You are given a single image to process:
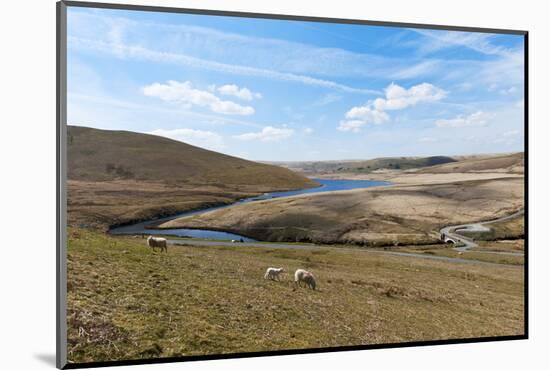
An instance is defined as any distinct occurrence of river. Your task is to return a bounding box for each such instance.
[109,178,390,241]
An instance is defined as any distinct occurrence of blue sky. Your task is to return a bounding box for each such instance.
[67,7,525,161]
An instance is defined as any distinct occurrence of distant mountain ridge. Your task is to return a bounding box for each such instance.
[266,155,458,175]
[266,153,524,176]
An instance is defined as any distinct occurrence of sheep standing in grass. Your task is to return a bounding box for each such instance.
[147,236,167,253]
[264,267,284,281]
[294,269,316,290]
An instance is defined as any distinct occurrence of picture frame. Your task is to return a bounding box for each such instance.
[57,1,528,368]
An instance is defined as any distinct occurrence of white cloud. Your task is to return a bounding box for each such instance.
[435,111,493,128]
[234,126,294,142]
[303,127,314,134]
[142,80,254,116]
[339,82,445,132]
[373,83,447,111]
[338,107,390,132]
[215,84,262,101]
[390,60,441,79]
[148,128,224,150]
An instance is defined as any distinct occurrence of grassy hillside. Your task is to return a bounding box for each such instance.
[269,156,457,175]
[68,126,317,189]
[416,152,524,174]
[67,228,524,364]
[161,177,524,245]
[456,216,525,242]
[67,126,317,229]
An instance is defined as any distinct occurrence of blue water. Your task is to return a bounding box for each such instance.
[109,178,390,241]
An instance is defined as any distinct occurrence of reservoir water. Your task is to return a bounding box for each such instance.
[109,178,390,241]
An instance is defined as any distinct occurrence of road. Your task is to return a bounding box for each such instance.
[166,238,521,267]
[439,209,524,254]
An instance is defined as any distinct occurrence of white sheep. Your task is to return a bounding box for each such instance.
[147,236,168,253]
[264,267,284,281]
[294,269,316,290]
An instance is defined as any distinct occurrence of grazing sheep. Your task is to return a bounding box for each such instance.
[147,236,167,253]
[264,267,284,281]
[294,269,316,290]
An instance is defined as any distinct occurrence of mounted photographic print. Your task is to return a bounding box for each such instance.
[57,1,527,368]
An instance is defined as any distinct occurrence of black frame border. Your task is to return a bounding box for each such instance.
[56,1,529,369]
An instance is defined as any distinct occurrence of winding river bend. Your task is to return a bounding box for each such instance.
[109,178,390,241]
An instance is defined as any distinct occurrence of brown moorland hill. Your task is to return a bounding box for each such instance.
[161,177,524,245]
[67,126,317,229]
[68,125,317,189]
[416,152,524,174]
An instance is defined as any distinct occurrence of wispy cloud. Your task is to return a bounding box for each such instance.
[493,128,522,145]
[69,10,524,90]
[234,126,294,142]
[67,11,448,91]
[390,60,441,79]
[142,80,255,116]
[68,36,380,95]
[411,29,515,57]
[435,111,493,128]
[311,93,342,107]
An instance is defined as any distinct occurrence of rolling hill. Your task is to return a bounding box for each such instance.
[416,152,524,174]
[68,126,317,189]
[67,125,317,229]
[267,155,457,175]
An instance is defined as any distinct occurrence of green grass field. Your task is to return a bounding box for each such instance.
[67,228,524,364]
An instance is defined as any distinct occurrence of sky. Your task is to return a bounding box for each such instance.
[67,7,525,161]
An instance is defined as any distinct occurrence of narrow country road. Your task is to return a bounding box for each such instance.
[439,209,524,255]
[166,238,521,268]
